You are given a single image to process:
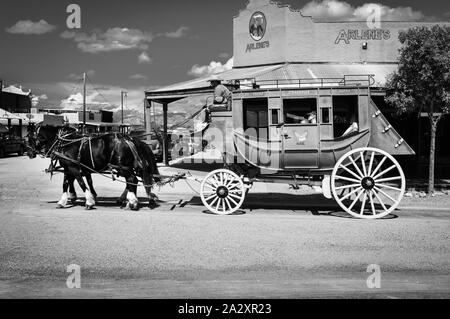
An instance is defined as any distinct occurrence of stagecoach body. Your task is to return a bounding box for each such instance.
[204,85,414,174]
[148,74,414,218]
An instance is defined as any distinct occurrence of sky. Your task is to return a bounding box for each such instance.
[0,0,449,118]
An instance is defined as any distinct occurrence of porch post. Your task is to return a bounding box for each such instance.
[145,99,152,144]
[163,102,169,165]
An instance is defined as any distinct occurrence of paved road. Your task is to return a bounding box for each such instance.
[0,156,449,298]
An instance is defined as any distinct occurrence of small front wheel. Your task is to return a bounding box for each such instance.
[200,169,246,215]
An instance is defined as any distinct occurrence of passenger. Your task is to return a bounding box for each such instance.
[307,111,317,124]
[209,77,231,107]
[342,114,359,137]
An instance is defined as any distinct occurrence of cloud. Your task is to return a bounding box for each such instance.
[67,70,96,80]
[138,51,152,64]
[130,74,148,80]
[60,27,153,54]
[164,26,189,38]
[6,19,56,35]
[31,94,48,107]
[218,52,231,59]
[301,0,425,22]
[188,57,234,78]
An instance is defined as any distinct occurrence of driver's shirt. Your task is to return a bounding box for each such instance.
[214,84,231,101]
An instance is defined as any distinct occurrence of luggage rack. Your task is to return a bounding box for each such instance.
[236,74,376,90]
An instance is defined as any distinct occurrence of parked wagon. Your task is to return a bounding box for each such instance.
[146,74,415,219]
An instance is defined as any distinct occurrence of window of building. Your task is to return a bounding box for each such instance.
[88,112,95,121]
[283,98,317,124]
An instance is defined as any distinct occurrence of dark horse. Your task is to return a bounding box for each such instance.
[28,125,160,210]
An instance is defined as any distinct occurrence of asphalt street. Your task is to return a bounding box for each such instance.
[0,156,449,298]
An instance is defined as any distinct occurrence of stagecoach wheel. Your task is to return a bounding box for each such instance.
[200,169,246,215]
[331,147,406,219]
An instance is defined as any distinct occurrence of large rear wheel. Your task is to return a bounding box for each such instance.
[331,147,406,219]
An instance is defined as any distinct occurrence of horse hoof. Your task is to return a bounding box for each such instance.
[85,205,94,210]
[149,201,160,209]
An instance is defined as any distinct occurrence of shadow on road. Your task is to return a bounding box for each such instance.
[188,193,398,219]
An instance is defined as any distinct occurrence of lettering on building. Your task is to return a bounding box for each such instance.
[335,29,391,44]
[246,41,270,53]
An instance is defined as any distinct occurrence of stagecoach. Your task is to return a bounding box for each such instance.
[147,73,415,219]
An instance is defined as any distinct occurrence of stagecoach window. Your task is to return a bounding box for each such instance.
[243,98,269,139]
[332,96,359,137]
[283,98,317,125]
[271,109,279,125]
[321,108,330,124]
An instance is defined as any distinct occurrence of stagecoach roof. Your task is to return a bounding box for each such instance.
[146,63,397,101]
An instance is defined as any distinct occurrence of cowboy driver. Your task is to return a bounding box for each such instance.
[209,76,231,107]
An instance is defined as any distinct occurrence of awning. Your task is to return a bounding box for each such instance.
[146,63,397,101]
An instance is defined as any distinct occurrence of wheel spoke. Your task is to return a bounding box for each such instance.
[367,151,375,176]
[341,186,363,201]
[205,194,218,202]
[372,189,387,211]
[225,198,232,211]
[360,151,368,177]
[228,193,242,200]
[227,195,239,207]
[335,183,360,191]
[215,198,221,212]
[368,191,376,215]
[226,177,237,188]
[360,191,368,215]
[228,182,241,190]
[375,176,402,183]
[339,164,362,181]
[376,183,402,192]
[373,164,397,180]
[348,189,364,211]
[335,175,361,183]
[370,156,387,178]
[349,156,365,178]
[204,182,216,190]
[374,186,397,203]
[210,196,219,207]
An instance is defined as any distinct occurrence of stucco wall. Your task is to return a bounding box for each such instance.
[233,0,446,67]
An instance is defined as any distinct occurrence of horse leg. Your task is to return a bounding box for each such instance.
[142,170,159,209]
[124,173,139,211]
[85,174,98,200]
[67,174,77,205]
[57,173,71,208]
[69,167,96,210]
[117,188,128,207]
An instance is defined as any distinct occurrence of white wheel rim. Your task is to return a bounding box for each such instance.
[200,169,246,215]
[331,147,406,219]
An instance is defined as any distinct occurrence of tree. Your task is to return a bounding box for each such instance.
[385,25,450,194]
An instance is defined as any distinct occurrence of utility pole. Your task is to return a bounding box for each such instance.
[121,91,127,133]
[0,79,3,110]
[82,72,86,134]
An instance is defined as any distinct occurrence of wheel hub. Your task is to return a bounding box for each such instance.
[361,177,375,190]
[216,186,229,198]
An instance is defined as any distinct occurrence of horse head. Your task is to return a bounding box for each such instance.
[27,125,62,159]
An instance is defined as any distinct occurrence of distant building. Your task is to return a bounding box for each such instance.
[37,108,124,133]
[0,84,32,113]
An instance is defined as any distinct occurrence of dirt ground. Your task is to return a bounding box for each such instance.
[0,156,449,298]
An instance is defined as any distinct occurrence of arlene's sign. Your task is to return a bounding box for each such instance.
[335,29,391,44]
[246,12,270,53]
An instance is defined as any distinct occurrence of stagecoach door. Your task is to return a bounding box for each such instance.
[281,98,319,169]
